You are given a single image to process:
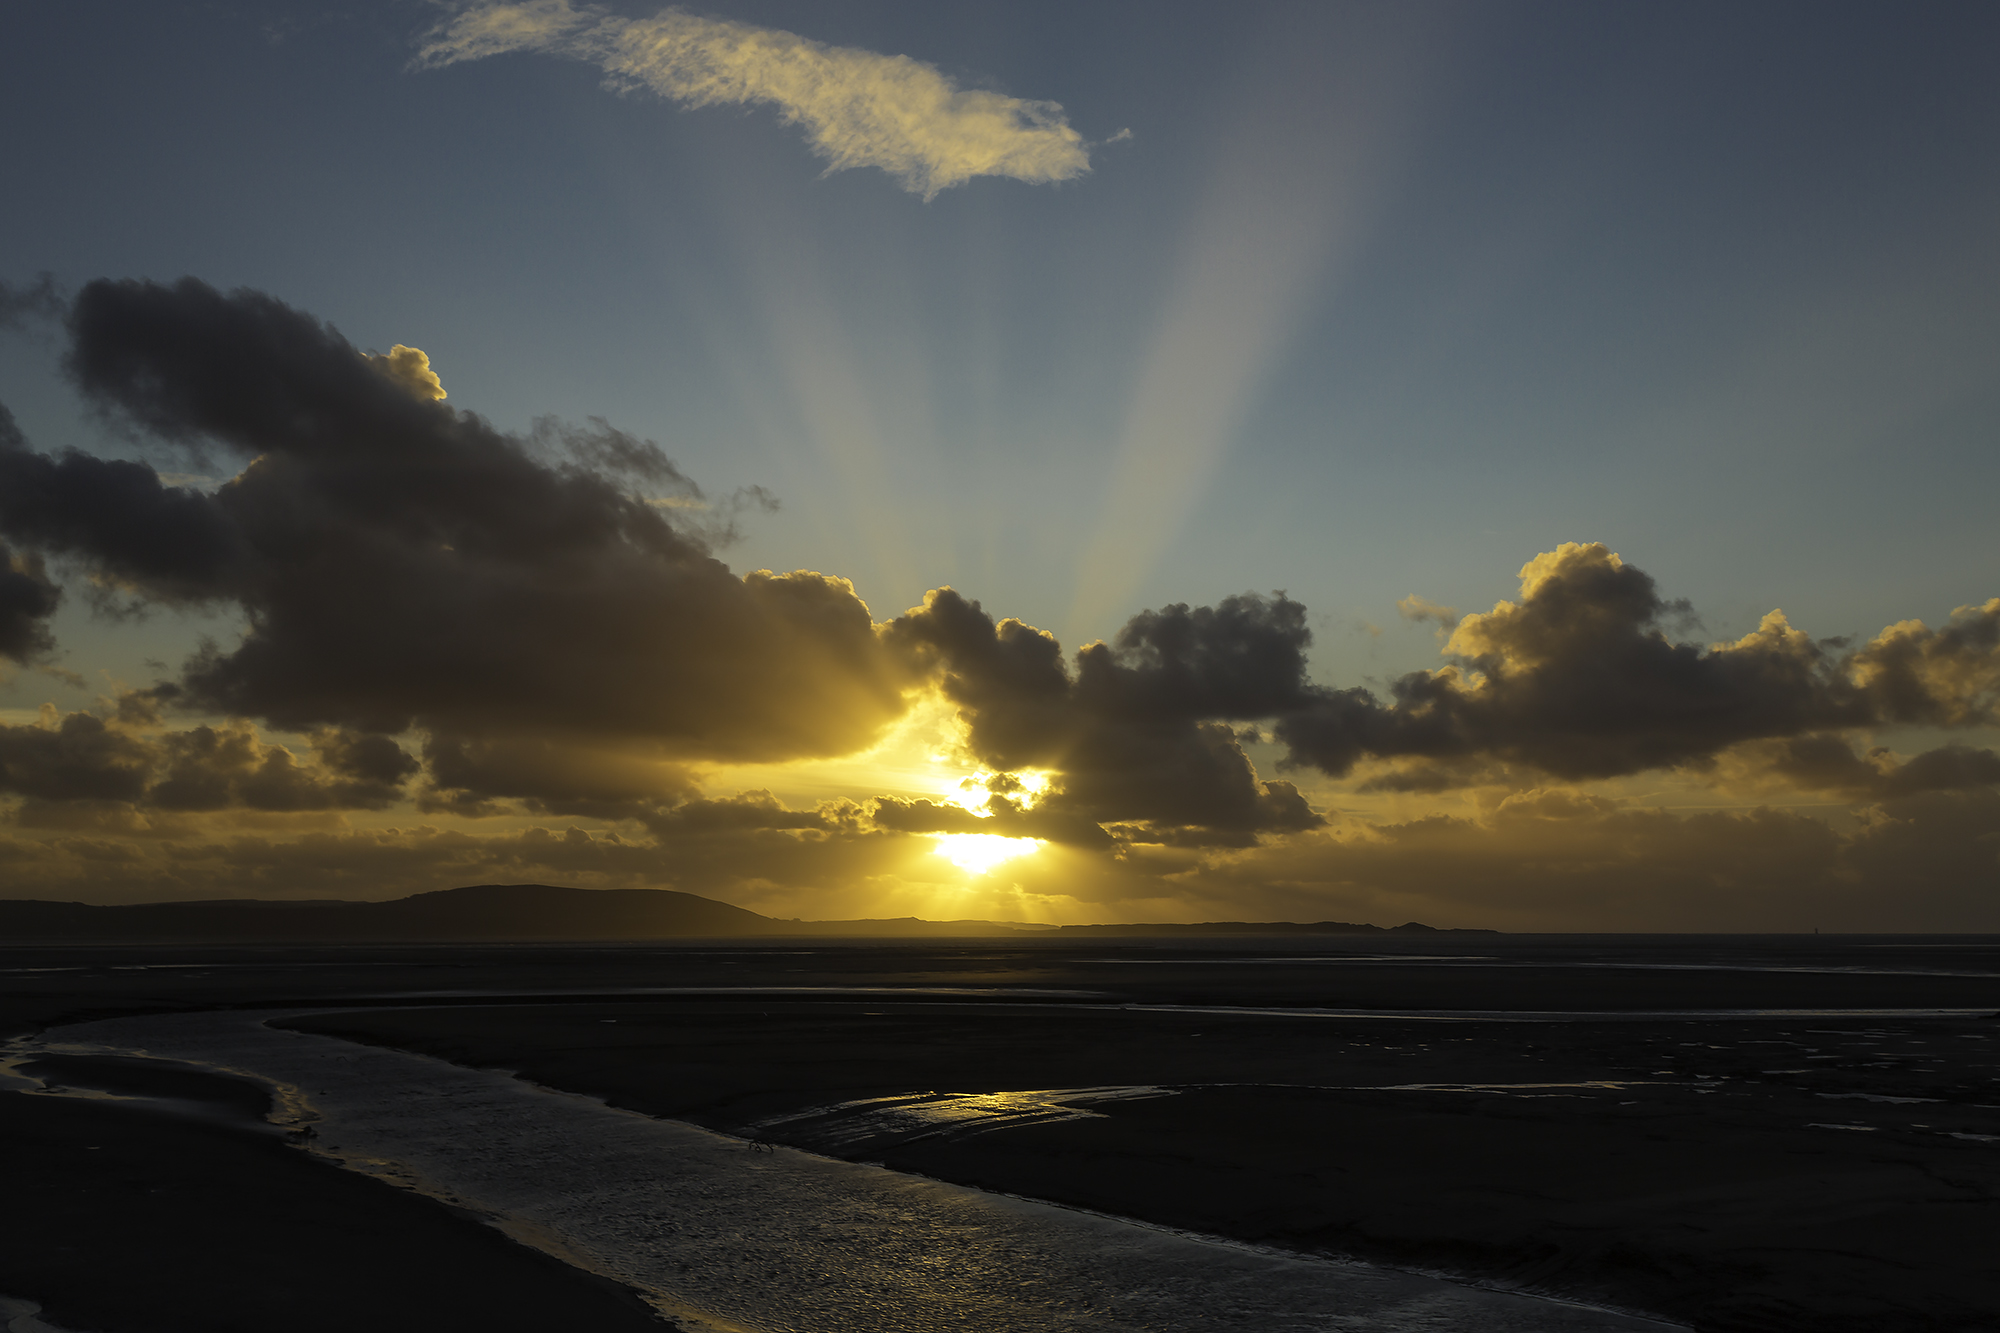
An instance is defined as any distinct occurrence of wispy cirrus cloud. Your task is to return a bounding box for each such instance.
[416,1,1093,199]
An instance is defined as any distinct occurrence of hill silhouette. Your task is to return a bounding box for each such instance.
[0,884,1484,943]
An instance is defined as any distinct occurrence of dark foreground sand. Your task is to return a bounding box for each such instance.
[5,935,1998,1331]
[0,1060,671,1331]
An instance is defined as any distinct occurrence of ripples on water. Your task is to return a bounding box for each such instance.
[19,1012,1684,1333]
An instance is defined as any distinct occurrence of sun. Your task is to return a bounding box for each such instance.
[942,768,1052,814]
[932,833,1043,875]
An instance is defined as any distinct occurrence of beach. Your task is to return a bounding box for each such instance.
[3,935,1996,1330]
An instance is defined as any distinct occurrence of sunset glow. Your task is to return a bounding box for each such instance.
[6,11,1996,1332]
[0,3,1993,932]
[932,833,1045,875]
[941,769,1051,814]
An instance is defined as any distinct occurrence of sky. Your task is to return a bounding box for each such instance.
[0,0,1996,930]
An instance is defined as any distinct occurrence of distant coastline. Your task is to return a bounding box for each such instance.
[0,882,1495,943]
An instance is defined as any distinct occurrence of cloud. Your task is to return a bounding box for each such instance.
[148,723,416,812]
[420,730,701,820]
[888,588,1324,842]
[1276,542,2000,780]
[0,709,153,804]
[0,402,246,606]
[365,344,447,400]
[1396,594,1458,634]
[0,410,66,664]
[0,706,416,811]
[0,278,917,811]
[0,274,64,331]
[416,2,1090,199]
[647,788,844,835]
[881,544,1996,844]
[0,537,61,663]
[870,793,1115,851]
[1724,733,2000,801]
[1847,600,2000,728]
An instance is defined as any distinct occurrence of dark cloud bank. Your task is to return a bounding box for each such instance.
[0,277,907,814]
[0,278,1995,922]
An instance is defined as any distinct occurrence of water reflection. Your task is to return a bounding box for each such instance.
[753,1086,1172,1152]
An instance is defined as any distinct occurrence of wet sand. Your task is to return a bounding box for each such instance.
[4,935,1997,1330]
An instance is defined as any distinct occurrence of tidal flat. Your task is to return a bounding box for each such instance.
[3,935,1996,1331]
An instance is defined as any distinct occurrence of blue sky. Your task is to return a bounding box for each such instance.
[0,1,1996,926]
